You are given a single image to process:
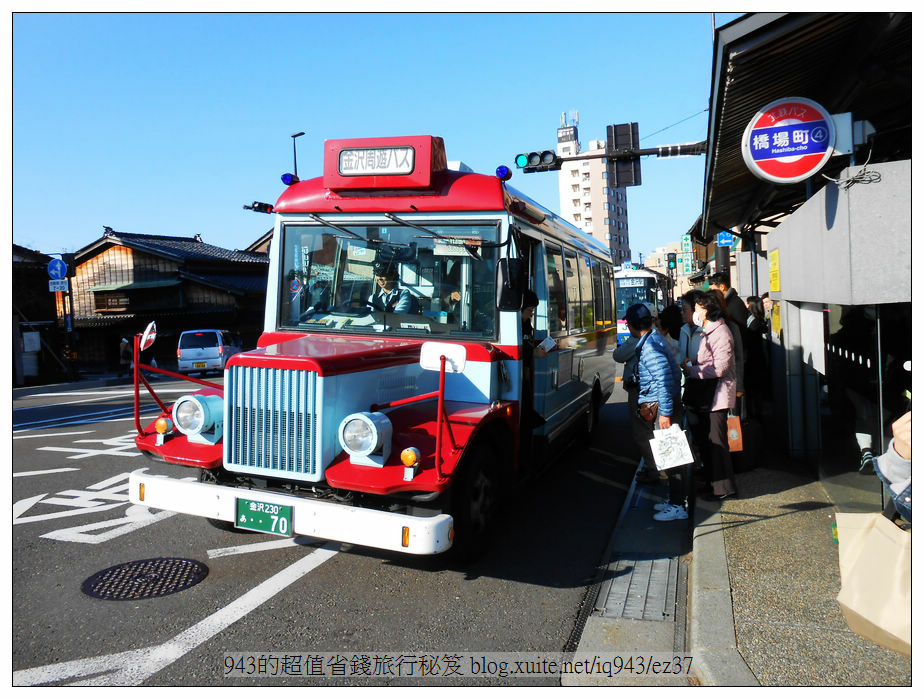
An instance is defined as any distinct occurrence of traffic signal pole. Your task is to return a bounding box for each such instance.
[515,120,707,180]
[555,140,707,166]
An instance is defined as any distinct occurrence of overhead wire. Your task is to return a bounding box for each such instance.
[640,108,708,143]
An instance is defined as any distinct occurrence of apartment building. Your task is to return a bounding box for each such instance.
[556,123,631,264]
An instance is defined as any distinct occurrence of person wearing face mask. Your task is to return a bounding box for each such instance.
[681,290,738,500]
[679,290,704,371]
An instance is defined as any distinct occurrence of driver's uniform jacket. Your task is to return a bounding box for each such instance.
[368,286,416,314]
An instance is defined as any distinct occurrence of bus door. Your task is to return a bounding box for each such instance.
[530,242,575,440]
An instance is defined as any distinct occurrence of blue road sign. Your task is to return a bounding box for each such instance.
[48,258,68,280]
[717,231,734,248]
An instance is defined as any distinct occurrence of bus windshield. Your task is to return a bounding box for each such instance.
[615,276,658,319]
[278,221,500,337]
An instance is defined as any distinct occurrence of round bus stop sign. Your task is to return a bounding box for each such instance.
[741,97,836,184]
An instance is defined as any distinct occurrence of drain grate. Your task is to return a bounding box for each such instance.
[81,558,209,601]
[594,554,679,621]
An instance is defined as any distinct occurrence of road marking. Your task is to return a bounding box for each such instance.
[21,389,193,398]
[14,468,80,478]
[41,504,178,544]
[38,432,142,460]
[15,471,135,524]
[207,536,322,558]
[13,543,341,686]
[15,389,192,410]
[14,430,95,440]
[14,406,161,431]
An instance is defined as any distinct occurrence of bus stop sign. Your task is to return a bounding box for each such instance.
[741,97,835,184]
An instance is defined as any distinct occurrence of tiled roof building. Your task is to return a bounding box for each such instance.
[66,229,269,370]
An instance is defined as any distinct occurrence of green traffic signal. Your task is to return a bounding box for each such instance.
[514,150,562,173]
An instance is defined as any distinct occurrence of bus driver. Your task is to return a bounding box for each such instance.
[367,261,419,314]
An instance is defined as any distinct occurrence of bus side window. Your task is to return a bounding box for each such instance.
[545,244,567,334]
[602,263,614,325]
[578,254,594,330]
[592,260,604,326]
[563,249,580,334]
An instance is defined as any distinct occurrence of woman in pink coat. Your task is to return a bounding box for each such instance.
[681,290,737,499]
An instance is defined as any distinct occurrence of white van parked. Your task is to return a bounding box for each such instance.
[176,329,241,375]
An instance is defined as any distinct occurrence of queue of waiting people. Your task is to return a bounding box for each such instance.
[613,272,772,521]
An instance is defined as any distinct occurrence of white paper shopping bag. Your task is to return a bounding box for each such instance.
[649,423,695,470]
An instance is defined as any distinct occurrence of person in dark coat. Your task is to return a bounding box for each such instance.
[709,271,749,358]
[743,295,769,420]
[118,338,131,378]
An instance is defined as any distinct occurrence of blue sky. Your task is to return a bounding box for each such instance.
[13,12,742,261]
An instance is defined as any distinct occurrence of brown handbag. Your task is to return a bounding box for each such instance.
[638,401,659,424]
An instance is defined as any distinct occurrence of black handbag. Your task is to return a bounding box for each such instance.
[682,377,718,411]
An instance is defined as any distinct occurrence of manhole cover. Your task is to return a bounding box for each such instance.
[81,558,209,601]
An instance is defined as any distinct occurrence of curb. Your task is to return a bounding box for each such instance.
[689,497,759,686]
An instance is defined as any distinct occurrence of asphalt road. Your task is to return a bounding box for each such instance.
[13,378,638,686]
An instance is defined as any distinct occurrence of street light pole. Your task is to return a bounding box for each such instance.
[291,131,305,178]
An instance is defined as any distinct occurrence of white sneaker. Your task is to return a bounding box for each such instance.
[653,504,688,521]
[653,499,670,511]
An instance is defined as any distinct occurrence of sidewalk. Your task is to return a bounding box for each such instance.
[568,454,912,686]
[690,465,911,685]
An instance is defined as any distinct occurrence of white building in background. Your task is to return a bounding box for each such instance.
[555,116,631,265]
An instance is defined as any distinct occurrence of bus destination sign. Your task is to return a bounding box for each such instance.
[323,135,447,190]
[741,97,836,185]
[339,146,415,177]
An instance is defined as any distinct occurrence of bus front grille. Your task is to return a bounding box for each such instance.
[224,365,320,480]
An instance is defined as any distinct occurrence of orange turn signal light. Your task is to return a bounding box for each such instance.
[401,526,410,548]
[400,447,420,467]
[139,483,145,502]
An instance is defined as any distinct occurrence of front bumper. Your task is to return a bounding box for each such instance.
[128,470,454,555]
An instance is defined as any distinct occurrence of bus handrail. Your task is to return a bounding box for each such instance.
[132,333,223,437]
[369,354,460,478]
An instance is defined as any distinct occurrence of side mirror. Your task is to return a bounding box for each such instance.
[419,341,467,373]
[140,321,157,351]
[496,258,526,311]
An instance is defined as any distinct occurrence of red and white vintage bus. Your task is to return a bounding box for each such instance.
[129,135,617,558]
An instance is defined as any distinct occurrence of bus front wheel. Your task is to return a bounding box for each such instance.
[451,441,502,562]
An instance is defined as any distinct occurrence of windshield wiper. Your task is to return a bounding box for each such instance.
[305,213,364,240]
[384,212,482,261]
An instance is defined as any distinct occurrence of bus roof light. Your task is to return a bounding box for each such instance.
[495,165,512,181]
[281,173,300,186]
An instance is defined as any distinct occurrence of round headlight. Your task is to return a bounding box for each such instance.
[174,398,204,433]
[342,418,376,453]
[338,412,392,466]
[172,393,223,437]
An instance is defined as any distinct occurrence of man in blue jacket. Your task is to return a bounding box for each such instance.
[625,303,684,521]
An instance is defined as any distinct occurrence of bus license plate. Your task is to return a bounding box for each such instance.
[193,362,207,369]
[235,498,293,536]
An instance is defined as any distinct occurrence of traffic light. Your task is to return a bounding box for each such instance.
[514,150,563,173]
[606,123,642,187]
[667,252,677,270]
